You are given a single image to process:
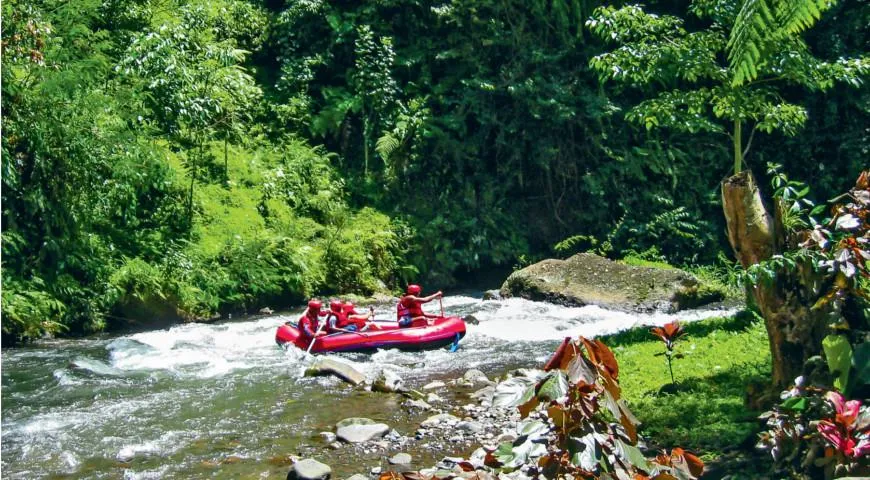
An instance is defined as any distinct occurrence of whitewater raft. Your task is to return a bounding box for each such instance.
[275,316,466,353]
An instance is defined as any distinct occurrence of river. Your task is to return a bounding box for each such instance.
[1,294,735,479]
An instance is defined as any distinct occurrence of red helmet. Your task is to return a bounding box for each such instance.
[330,300,343,312]
[343,301,355,312]
[407,284,422,295]
[307,299,322,310]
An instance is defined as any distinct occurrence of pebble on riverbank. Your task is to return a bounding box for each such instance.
[290,367,531,480]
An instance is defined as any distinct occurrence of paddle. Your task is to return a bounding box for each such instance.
[305,318,327,355]
[439,295,444,317]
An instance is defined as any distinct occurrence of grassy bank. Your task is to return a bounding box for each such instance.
[602,313,771,464]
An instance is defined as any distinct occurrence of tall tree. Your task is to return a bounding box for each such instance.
[587,0,868,388]
[119,5,261,225]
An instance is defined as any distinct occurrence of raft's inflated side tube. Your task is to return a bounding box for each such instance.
[275,316,466,353]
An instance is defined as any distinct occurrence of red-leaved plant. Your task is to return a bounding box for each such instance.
[817,391,870,462]
[757,378,869,479]
[651,321,686,387]
[494,336,704,479]
[377,336,703,480]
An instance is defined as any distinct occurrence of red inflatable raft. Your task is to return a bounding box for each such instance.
[275,316,466,353]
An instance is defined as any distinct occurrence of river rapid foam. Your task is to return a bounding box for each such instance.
[1,294,736,479]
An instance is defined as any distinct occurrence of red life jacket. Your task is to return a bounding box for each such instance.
[327,311,350,331]
[297,312,321,337]
[396,296,423,319]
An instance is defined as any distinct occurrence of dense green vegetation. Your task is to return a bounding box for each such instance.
[3,0,867,343]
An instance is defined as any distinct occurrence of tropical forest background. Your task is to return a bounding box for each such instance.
[2,0,868,343]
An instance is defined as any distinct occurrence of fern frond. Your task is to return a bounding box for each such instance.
[728,0,837,86]
[776,0,832,36]
[375,132,400,161]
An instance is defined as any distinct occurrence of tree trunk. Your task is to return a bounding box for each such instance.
[721,170,830,389]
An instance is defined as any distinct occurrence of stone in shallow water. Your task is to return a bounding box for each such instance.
[346,475,368,480]
[463,369,493,386]
[426,393,444,404]
[287,458,331,480]
[304,358,365,385]
[336,418,390,443]
[457,421,483,433]
[372,369,405,393]
[422,380,446,390]
[388,452,412,465]
[421,413,459,427]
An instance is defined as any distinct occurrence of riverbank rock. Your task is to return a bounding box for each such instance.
[304,358,365,385]
[421,413,460,427]
[482,290,502,301]
[287,458,331,480]
[336,418,390,443]
[499,253,724,312]
[388,453,413,465]
[372,369,405,393]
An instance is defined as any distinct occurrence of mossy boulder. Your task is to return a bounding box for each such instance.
[499,253,724,312]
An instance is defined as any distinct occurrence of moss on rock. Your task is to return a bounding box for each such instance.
[499,253,725,312]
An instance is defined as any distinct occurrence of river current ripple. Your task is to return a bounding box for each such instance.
[1,294,735,479]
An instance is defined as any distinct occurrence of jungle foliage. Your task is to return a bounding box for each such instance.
[2,0,868,342]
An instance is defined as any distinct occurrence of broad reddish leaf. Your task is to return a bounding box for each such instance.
[581,337,619,379]
[683,451,704,478]
[456,461,475,472]
[566,352,597,385]
[544,337,571,371]
[560,341,581,371]
[518,396,540,419]
[547,405,568,428]
[483,451,501,468]
[666,448,704,479]
[619,402,639,444]
[400,473,427,480]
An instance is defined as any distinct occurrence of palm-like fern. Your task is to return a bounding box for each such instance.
[728,0,836,86]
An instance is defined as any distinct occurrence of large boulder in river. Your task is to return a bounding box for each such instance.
[499,253,724,312]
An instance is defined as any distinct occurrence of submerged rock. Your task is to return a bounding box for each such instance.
[372,369,405,393]
[499,252,724,312]
[462,369,493,386]
[422,381,446,390]
[288,458,331,480]
[304,358,365,385]
[335,418,390,443]
[482,290,502,301]
[404,399,433,411]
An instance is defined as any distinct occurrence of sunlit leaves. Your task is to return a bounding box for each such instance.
[728,0,837,86]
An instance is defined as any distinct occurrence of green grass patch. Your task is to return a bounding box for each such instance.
[602,313,770,460]
[618,255,677,270]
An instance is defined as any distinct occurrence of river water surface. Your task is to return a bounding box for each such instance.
[1,294,735,479]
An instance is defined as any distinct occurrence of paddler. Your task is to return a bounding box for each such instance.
[297,299,327,338]
[343,301,378,331]
[396,284,442,327]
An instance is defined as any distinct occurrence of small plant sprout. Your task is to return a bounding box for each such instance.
[651,321,687,387]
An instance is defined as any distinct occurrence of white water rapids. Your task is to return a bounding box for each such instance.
[1,294,736,479]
